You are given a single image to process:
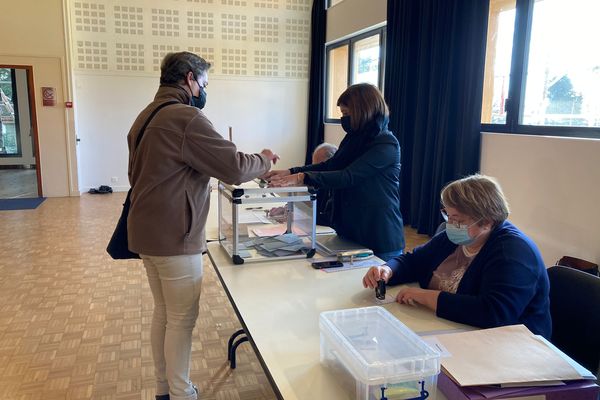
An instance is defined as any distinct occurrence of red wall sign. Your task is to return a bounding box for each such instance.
[42,87,56,107]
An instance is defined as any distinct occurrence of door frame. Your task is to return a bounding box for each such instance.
[0,64,43,196]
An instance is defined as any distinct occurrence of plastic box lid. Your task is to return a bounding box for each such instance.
[320,306,440,384]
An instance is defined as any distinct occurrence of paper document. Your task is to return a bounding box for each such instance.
[252,224,307,237]
[315,225,335,235]
[534,335,596,380]
[374,294,397,305]
[437,324,583,387]
[237,210,271,224]
[240,234,308,258]
[316,256,384,273]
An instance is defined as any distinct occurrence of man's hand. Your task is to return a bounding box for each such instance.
[260,149,280,164]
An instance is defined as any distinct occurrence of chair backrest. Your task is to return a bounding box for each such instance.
[547,265,600,377]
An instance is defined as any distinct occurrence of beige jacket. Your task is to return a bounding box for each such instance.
[127,85,270,256]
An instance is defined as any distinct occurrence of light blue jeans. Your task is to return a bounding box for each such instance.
[142,254,203,400]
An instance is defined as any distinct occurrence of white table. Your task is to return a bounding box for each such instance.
[206,242,470,400]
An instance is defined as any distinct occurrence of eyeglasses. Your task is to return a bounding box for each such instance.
[440,208,479,229]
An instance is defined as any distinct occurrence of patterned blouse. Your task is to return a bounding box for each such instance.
[428,245,479,293]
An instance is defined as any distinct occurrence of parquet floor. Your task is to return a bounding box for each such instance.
[0,193,429,400]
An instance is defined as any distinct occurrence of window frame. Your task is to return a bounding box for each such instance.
[482,0,600,138]
[0,68,23,158]
[326,0,344,9]
[324,26,386,124]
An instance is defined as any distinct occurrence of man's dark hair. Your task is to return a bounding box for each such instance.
[160,52,211,85]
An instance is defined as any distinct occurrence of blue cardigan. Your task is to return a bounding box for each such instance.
[387,221,552,338]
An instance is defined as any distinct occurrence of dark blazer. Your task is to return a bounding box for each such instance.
[291,116,405,254]
[387,221,552,338]
[315,187,333,226]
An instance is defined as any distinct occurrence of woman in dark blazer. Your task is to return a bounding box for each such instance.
[266,83,405,260]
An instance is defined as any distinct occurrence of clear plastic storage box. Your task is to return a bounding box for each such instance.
[218,180,317,264]
[320,306,440,400]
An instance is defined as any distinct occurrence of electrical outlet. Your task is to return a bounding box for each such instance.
[111,177,118,183]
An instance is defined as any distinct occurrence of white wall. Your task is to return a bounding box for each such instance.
[75,75,308,191]
[324,122,345,147]
[67,0,311,191]
[0,0,78,196]
[481,132,600,266]
[0,69,35,166]
[0,56,72,197]
[326,0,386,43]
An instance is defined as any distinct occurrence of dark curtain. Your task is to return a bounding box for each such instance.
[384,0,489,236]
[305,0,327,165]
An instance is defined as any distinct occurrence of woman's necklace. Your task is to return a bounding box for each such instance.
[462,244,480,258]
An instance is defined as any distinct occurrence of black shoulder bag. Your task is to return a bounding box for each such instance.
[106,101,178,259]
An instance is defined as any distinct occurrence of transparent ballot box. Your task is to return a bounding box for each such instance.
[320,306,440,400]
[217,180,317,264]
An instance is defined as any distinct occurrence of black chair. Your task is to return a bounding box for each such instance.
[547,265,600,378]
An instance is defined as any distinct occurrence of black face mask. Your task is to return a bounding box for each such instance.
[191,87,207,110]
[340,115,353,133]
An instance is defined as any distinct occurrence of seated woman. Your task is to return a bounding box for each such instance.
[266,83,405,261]
[362,175,551,338]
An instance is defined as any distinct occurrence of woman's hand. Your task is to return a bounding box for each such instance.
[269,173,304,187]
[262,169,291,180]
[362,265,393,289]
[396,287,441,311]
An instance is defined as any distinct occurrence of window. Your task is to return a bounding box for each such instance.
[325,27,385,121]
[481,0,600,137]
[326,44,348,120]
[0,68,21,156]
[352,34,380,87]
[481,0,516,125]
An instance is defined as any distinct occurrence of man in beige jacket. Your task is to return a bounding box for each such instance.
[127,52,278,400]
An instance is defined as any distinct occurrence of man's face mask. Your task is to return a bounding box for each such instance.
[191,86,206,110]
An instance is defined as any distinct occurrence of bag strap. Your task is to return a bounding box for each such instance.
[134,100,179,151]
[129,100,179,193]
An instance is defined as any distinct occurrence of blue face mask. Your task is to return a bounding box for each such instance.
[445,223,475,245]
[340,115,353,133]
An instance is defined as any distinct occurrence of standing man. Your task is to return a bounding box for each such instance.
[127,52,279,400]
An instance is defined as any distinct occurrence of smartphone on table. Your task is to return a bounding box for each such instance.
[311,260,344,269]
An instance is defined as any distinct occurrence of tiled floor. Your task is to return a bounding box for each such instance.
[0,193,429,399]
